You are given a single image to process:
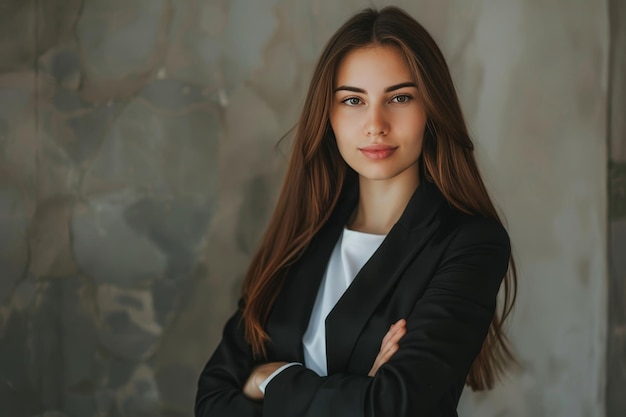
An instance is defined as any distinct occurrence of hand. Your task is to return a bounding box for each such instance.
[368,319,406,377]
[243,362,288,400]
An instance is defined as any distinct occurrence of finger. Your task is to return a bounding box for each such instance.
[374,341,395,367]
[381,338,400,358]
[381,322,400,346]
[381,328,394,347]
[376,342,399,368]
[381,320,406,347]
[382,326,406,351]
[369,355,385,376]
[369,343,398,376]
[395,318,406,327]
[378,330,405,365]
[389,323,406,341]
[371,321,406,376]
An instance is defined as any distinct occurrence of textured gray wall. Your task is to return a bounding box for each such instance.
[0,1,613,416]
[608,0,626,415]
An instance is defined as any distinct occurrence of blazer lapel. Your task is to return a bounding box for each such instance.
[325,180,444,374]
[266,181,358,362]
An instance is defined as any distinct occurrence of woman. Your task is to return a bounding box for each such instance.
[196,6,517,417]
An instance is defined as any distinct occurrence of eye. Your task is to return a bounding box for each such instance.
[342,97,363,106]
[391,94,412,104]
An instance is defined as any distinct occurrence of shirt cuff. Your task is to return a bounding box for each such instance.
[258,362,302,394]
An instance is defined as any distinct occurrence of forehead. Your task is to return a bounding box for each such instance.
[334,45,414,88]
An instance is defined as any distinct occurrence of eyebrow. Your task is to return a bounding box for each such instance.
[334,82,417,94]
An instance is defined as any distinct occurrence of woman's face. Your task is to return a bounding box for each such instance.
[330,45,427,184]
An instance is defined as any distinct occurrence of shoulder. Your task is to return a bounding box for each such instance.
[434,205,511,270]
[436,203,509,244]
[452,211,508,248]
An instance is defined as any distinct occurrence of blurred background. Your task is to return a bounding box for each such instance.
[0,0,624,416]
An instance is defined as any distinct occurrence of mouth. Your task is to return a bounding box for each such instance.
[358,145,398,160]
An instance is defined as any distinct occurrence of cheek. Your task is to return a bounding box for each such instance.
[330,124,355,162]
[330,111,355,133]
[402,117,427,143]
[330,113,356,146]
[334,135,353,159]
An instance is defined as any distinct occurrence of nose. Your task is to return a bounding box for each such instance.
[364,104,389,137]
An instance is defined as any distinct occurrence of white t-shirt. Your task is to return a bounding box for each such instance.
[303,227,387,375]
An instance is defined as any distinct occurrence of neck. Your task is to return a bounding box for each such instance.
[348,170,420,235]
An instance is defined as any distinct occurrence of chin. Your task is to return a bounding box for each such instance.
[352,163,419,183]
[355,170,402,182]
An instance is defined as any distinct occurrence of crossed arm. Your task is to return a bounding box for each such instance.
[242,319,407,400]
[195,219,510,417]
[195,309,408,417]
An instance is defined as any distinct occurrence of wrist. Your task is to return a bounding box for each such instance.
[257,362,300,394]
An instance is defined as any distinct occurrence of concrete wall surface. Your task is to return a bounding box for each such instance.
[0,1,615,416]
[607,0,626,415]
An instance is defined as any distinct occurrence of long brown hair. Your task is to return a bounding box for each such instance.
[241,6,517,391]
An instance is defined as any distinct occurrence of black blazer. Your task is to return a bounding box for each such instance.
[195,180,511,417]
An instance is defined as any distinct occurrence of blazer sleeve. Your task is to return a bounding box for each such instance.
[262,217,511,417]
[195,300,263,417]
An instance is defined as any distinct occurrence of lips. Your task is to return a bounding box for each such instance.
[359,144,398,160]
